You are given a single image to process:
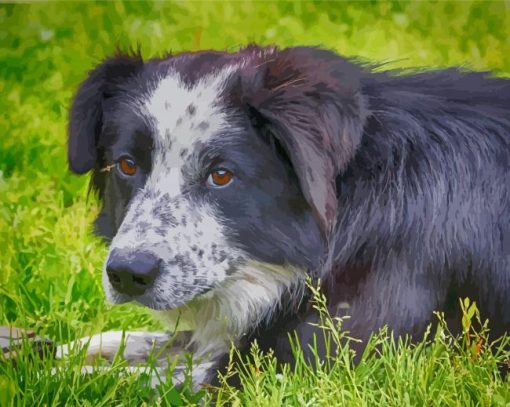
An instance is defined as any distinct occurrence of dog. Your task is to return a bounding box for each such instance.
[63,45,510,387]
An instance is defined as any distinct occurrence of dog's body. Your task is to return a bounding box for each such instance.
[65,45,510,386]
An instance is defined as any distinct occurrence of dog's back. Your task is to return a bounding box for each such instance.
[335,68,510,334]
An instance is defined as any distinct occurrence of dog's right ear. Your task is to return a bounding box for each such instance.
[68,54,143,174]
[238,46,368,238]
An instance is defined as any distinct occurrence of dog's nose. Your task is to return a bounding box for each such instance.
[106,250,160,296]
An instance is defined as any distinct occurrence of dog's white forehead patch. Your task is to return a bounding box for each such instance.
[104,65,246,308]
[142,65,238,198]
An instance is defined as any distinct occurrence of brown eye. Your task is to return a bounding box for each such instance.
[207,169,233,188]
[118,157,137,176]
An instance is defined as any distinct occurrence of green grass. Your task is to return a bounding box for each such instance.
[0,1,509,405]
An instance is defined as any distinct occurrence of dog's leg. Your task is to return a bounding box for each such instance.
[54,331,190,365]
[50,362,216,390]
[54,331,216,388]
[283,254,449,364]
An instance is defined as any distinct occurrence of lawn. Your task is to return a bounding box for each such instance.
[0,1,509,405]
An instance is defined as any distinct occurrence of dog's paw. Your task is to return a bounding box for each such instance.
[1,326,55,364]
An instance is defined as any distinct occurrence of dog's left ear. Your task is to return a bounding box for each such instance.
[68,53,143,174]
[241,46,368,237]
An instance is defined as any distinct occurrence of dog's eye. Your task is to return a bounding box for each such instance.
[118,157,137,176]
[207,169,233,188]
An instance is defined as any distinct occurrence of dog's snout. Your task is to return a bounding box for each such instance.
[106,250,160,296]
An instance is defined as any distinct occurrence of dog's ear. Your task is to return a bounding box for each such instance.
[68,53,143,174]
[242,46,368,237]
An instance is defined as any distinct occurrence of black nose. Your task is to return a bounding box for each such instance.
[106,250,161,296]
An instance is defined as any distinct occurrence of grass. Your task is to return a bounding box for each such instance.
[0,1,509,405]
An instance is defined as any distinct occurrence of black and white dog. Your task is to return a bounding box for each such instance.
[64,45,510,386]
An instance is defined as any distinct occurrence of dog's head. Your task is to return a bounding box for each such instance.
[68,46,367,311]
